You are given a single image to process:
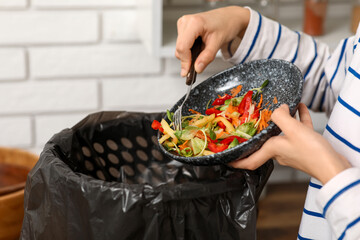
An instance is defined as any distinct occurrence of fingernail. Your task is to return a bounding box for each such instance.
[196,62,205,73]
[181,68,187,77]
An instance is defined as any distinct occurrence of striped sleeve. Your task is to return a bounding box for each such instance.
[223,7,355,117]
[297,178,335,240]
[299,26,360,239]
[317,168,360,240]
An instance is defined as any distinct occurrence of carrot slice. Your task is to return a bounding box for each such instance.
[257,109,272,132]
[195,131,205,140]
[189,109,201,115]
[257,94,263,108]
[226,104,238,114]
[273,96,278,104]
[230,84,242,97]
[178,140,189,150]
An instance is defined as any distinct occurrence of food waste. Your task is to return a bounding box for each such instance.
[152,80,276,157]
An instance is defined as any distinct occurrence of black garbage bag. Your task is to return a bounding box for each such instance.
[20,111,273,240]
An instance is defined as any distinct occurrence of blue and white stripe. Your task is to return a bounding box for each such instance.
[240,11,262,64]
[291,31,301,64]
[267,23,281,59]
[329,38,348,88]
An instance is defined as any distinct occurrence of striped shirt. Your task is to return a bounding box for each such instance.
[223,8,360,239]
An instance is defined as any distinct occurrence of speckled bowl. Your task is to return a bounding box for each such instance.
[158,59,303,166]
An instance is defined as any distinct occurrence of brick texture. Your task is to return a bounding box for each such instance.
[0,0,27,8]
[102,76,188,112]
[0,12,98,45]
[30,45,161,78]
[103,10,138,42]
[35,113,88,146]
[0,117,32,147]
[0,80,98,114]
[0,49,26,80]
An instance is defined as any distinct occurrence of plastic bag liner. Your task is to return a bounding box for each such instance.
[21,111,273,240]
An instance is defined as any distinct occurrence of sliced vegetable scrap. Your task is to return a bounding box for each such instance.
[152,80,274,157]
[230,84,242,97]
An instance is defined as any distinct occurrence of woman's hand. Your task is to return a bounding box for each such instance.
[229,103,351,184]
[175,6,250,77]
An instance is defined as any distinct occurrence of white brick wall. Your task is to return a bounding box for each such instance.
[0,12,98,45]
[103,10,138,42]
[0,0,27,8]
[102,76,189,112]
[0,80,98,113]
[0,1,166,158]
[30,45,160,78]
[35,113,88,146]
[0,117,32,147]
[0,49,26,80]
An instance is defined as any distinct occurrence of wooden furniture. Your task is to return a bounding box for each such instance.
[0,147,38,240]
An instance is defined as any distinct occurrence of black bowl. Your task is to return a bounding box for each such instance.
[158,59,303,166]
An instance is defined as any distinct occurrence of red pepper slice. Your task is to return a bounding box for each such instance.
[239,112,249,124]
[205,107,222,115]
[217,121,226,130]
[207,142,228,153]
[211,94,232,106]
[151,120,164,133]
[151,120,161,130]
[238,91,253,115]
[251,107,260,120]
[220,136,247,145]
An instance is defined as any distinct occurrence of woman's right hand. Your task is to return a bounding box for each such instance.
[175,6,250,77]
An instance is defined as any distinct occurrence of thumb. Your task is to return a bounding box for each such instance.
[270,104,298,136]
[297,103,314,129]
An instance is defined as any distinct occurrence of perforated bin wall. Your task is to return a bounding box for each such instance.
[21,111,273,240]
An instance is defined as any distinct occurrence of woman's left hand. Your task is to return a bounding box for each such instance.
[229,103,350,184]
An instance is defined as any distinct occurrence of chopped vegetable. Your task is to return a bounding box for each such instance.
[227,138,239,149]
[191,137,206,155]
[166,110,174,122]
[161,119,178,144]
[230,85,242,97]
[205,107,222,116]
[189,109,201,115]
[151,80,273,157]
[151,120,164,133]
[220,136,247,145]
[212,94,232,106]
[273,96,278,104]
[207,142,228,153]
[193,114,215,128]
[257,94,263,108]
[238,91,250,114]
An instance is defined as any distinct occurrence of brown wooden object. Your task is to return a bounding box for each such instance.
[0,147,38,240]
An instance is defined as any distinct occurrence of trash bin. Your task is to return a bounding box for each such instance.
[20,111,273,240]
